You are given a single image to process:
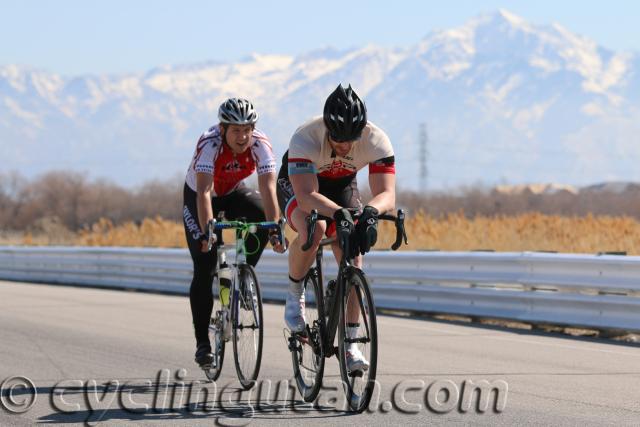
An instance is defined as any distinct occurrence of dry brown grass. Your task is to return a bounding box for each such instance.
[375,211,640,254]
[74,217,185,247]
[3,212,640,254]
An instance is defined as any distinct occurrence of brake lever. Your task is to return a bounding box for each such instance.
[277,218,288,252]
[391,209,407,250]
[398,209,408,245]
[207,219,217,252]
[301,210,318,251]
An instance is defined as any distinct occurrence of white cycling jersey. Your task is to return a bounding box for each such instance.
[287,116,395,179]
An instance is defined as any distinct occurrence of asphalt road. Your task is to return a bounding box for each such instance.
[1,280,639,426]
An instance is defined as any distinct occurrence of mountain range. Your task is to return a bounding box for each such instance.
[2,9,640,190]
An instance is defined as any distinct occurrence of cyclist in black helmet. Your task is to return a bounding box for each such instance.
[183,97,286,367]
[276,84,396,371]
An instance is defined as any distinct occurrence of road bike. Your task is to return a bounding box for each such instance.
[202,215,286,390]
[286,208,407,412]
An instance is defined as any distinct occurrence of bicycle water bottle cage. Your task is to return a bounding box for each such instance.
[218,254,232,306]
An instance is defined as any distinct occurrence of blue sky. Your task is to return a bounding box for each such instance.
[1,0,639,75]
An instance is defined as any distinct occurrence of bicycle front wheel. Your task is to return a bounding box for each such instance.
[338,268,378,413]
[232,264,264,390]
[204,275,226,382]
[290,272,325,402]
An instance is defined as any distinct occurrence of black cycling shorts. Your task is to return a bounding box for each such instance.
[276,151,362,234]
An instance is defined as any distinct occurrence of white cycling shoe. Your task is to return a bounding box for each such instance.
[346,347,369,372]
[284,293,306,333]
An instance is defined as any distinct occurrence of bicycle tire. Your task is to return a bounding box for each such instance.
[204,275,226,382]
[338,268,378,413]
[232,264,264,390]
[291,272,325,402]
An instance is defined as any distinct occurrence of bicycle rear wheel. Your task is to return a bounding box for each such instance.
[290,272,325,402]
[338,268,378,413]
[232,264,264,390]
[204,275,226,382]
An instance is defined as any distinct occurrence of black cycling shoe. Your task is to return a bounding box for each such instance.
[194,343,214,367]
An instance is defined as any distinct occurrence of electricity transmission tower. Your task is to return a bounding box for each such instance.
[419,122,428,193]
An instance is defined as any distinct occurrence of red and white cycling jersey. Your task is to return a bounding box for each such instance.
[185,125,276,196]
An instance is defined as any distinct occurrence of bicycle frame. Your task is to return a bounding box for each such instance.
[219,228,246,313]
[287,208,407,408]
[212,217,285,327]
[304,239,343,358]
[304,209,407,358]
[203,215,285,387]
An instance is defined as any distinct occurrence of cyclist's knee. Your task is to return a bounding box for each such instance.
[289,208,306,233]
[353,254,363,267]
[192,267,213,284]
[311,221,326,245]
[192,255,216,281]
[290,208,326,245]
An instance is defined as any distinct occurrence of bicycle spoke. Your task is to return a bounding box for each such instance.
[289,273,325,402]
[233,265,263,390]
[204,284,225,381]
[354,284,371,342]
[338,268,378,413]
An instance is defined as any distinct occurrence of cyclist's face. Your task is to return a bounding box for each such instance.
[328,137,355,157]
[223,124,254,153]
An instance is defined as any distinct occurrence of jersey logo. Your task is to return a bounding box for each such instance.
[224,160,245,172]
[288,159,317,175]
[317,159,357,179]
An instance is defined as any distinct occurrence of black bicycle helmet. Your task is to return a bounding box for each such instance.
[218,98,258,125]
[323,84,367,142]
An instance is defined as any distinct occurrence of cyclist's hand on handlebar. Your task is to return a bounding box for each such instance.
[333,208,355,234]
[355,205,379,255]
[333,208,356,256]
[269,229,288,253]
[200,219,216,253]
[200,233,212,253]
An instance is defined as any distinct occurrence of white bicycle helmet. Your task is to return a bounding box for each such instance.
[218,98,259,125]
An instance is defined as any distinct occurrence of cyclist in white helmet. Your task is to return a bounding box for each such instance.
[183,97,286,367]
[276,84,396,371]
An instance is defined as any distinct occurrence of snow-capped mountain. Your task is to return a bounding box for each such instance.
[2,9,640,190]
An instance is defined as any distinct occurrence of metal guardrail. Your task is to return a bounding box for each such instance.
[1,246,640,332]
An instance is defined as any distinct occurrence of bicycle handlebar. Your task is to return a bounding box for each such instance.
[206,218,287,252]
[301,208,408,252]
[380,210,408,250]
